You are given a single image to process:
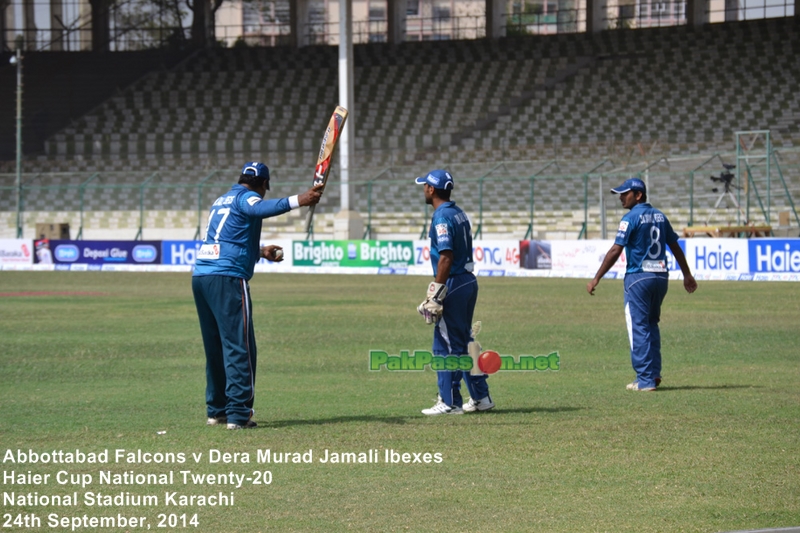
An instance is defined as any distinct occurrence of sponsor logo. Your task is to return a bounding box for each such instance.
[751,242,800,272]
[435,224,448,236]
[738,273,754,281]
[314,161,328,184]
[83,247,128,261]
[317,127,331,161]
[132,245,158,263]
[246,196,260,206]
[54,245,80,262]
[619,221,629,232]
[165,242,201,265]
[694,245,740,271]
[642,259,667,272]
[293,241,413,267]
[427,174,440,185]
[197,244,220,260]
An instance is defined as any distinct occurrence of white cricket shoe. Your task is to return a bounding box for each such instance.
[626,381,656,391]
[421,401,464,416]
[463,396,495,412]
[206,416,227,426]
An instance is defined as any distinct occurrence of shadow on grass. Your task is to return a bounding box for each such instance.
[489,407,584,415]
[257,407,584,428]
[258,415,413,428]
[658,385,761,391]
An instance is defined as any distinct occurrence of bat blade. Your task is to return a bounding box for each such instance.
[306,105,348,238]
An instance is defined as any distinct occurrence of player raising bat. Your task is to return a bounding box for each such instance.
[192,162,322,430]
[416,169,495,415]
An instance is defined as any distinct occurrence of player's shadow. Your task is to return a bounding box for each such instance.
[259,415,413,428]
[257,407,583,428]
[657,385,760,391]
[492,407,584,414]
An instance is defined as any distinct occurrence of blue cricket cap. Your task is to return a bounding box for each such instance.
[414,169,454,190]
[241,161,270,189]
[241,161,270,180]
[610,178,646,194]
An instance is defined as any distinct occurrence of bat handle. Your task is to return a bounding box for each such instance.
[305,205,317,240]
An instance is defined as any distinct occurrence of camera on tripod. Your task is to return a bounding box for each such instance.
[710,164,737,193]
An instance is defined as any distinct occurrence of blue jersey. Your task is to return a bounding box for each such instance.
[428,201,474,277]
[193,184,291,280]
[615,203,679,274]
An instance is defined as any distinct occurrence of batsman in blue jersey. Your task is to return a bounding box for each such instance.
[192,162,322,429]
[588,178,697,391]
[415,170,494,415]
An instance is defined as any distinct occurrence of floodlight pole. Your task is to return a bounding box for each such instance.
[13,39,24,238]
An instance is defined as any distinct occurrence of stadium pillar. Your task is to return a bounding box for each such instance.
[291,0,310,47]
[1,1,10,52]
[387,0,406,44]
[50,0,63,50]
[13,38,23,238]
[724,0,738,20]
[485,0,505,39]
[335,0,363,239]
[686,0,709,26]
[23,0,36,49]
[585,0,608,33]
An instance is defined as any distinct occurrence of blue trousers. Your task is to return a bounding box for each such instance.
[623,272,669,389]
[192,275,257,425]
[432,273,490,407]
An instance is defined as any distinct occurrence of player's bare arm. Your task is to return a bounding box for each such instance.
[435,250,454,284]
[298,183,324,207]
[668,241,698,293]
[587,244,624,295]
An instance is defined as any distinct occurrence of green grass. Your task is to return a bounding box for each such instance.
[1,272,799,532]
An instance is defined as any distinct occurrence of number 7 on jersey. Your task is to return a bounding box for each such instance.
[305,105,349,238]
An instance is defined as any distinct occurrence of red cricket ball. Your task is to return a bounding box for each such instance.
[478,350,502,374]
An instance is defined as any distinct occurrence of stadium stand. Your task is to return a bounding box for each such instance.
[1,17,798,239]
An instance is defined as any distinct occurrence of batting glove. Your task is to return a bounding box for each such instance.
[418,282,447,325]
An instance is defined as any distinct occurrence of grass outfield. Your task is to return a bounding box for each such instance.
[1,272,799,533]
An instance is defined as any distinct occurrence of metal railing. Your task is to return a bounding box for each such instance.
[4,152,797,240]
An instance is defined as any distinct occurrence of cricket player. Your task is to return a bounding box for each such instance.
[416,170,494,415]
[192,162,322,429]
[587,178,697,391]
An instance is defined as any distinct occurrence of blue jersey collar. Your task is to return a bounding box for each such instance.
[433,201,456,213]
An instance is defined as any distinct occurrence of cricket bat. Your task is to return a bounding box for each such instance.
[305,105,348,238]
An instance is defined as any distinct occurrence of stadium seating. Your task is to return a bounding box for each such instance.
[1,17,798,239]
